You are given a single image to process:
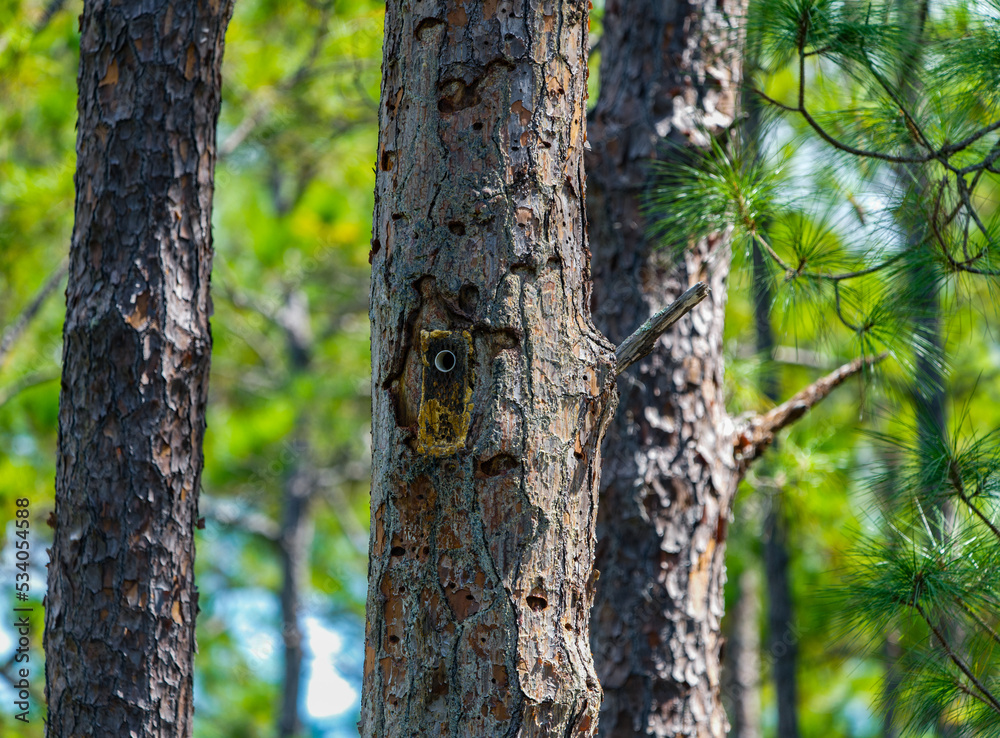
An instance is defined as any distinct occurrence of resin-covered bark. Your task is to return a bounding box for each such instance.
[45,1,233,735]
[586,1,745,736]
[362,0,616,734]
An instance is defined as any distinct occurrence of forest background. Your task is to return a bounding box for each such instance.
[1,0,998,737]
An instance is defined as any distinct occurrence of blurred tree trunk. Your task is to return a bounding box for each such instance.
[754,272,802,738]
[586,1,747,736]
[277,290,317,738]
[893,3,952,737]
[360,0,617,734]
[893,1,942,507]
[764,500,800,738]
[745,60,802,736]
[723,569,762,738]
[278,442,314,738]
[44,1,233,736]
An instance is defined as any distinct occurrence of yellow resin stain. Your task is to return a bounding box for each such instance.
[416,330,473,457]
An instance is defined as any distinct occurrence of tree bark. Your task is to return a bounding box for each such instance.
[586,1,746,736]
[361,0,617,735]
[44,1,233,735]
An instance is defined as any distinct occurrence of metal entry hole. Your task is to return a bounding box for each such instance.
[434,350,456,373]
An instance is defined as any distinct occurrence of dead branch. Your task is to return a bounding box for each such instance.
[614,282,710,375]
[0,261,67,370]
[734,352,887,474]
[0,371,59,411]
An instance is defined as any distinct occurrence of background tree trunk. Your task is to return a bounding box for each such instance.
[893,4,953,736]
[763,502,801,738]
[722,569,762,738]
[277,291,317,738]
[44,1,233,735]
[754,269,803,738]
[586,1,746,736]
[361,0,616,734]
[746,70,802,737]
[278,443,314,738]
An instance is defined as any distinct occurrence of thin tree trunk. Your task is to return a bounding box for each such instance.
[895,0,946,536]
[587,2,746,736]
[278,447,314,738]
[883,627,902,738]
[894,2,940,439]
[764,503,800,738]
[724,569,762,738]
[45,1,233,736]
[752,207,800,738]
[278,291,317,738]
[361,0,617,734]
[894,4,953,736]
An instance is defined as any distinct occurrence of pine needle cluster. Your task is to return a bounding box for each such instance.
[648,0,1000,366]
[847,420,1000,735]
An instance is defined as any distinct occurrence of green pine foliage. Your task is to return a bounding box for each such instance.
[650,0,1000,316]
[845,421,1000,735]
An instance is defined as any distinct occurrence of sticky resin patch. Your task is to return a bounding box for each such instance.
[415,330,473,457]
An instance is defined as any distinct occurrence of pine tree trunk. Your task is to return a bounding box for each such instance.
[278,440,313,738]
[361,0,617,734]
[278,297,316,738]
[724,570,761,738]
[44,2,233,735]
[764,505,801,738]
[586,1,746,736]
[894,5,952,737]
[753,230,801,738]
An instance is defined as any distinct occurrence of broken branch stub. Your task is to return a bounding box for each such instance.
[614,282,710,375]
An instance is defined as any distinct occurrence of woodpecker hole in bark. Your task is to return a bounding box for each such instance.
[526,594,548,612]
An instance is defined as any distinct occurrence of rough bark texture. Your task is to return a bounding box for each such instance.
[586,1,746,736]
[44,1,233,735]
[361,0,617,734]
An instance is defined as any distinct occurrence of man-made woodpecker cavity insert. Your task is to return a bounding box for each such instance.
[415,330,473,457]
[434,350,456,373]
